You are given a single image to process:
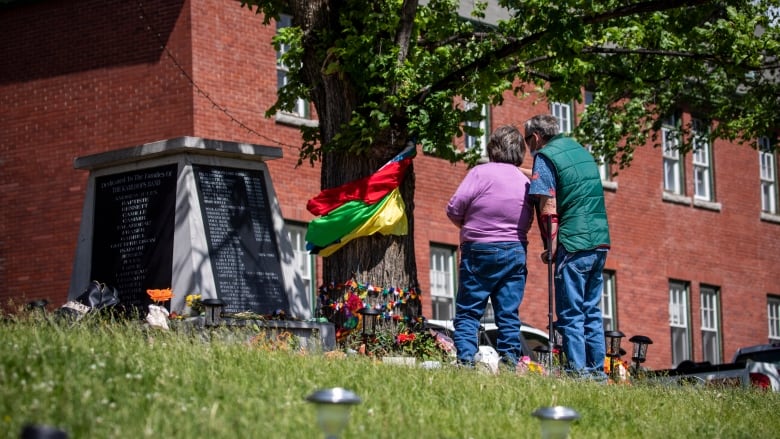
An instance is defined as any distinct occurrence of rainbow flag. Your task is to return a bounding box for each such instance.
[305,143,415,256]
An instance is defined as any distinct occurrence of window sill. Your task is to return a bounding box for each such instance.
[693,199,722,212]
[760,212,780,224]
[275,112,318,128]
[662,192,691,206]
[602,180,618,192]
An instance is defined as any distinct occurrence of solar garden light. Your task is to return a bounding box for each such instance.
[629,335,653,374]
[20,424,68,439]
[604,330,625,379]
[26,299,49,318]
[305,388,362,439]
[201,298,226,327]
[358,307,381,352]
[532,406,580,439]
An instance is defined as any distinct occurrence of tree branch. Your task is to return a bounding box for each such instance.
[420,32,496,50]
[581,0,713,24]
[581,46,717,60]
[414,0,716,103]
[395,0,419,65]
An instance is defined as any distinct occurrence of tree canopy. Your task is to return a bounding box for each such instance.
[241,0,780,169]
[238,0,780,287]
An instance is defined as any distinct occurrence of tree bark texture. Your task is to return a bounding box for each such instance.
[291,0,420,290]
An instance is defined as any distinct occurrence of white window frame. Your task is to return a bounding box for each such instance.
[769,296,780,343]
[429,244,457,321]
[662,115,684,195]
[584,91,611,182]
[692,118,714,201]
[550,101,573,134]
[700,285,722,364]
[669,280,691,367]
[276,14,309,119]
[759,137,778,215]
[286,222,315,314]
[464,102,489,158]
[600,270,617,331]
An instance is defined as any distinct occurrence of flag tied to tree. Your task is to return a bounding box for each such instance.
[305,143,416,257]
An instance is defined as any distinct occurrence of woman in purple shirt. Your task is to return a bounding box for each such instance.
[446,125,534,369]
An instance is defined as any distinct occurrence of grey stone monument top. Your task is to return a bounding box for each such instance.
[73,136,283,170]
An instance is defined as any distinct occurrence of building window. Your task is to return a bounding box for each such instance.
[600,271,617,331]
[584,91,611,182]
[550,101,573,134]
[662,114,684,195]
[286,222,315,313]
[692,118,714,201]
[700,285,722,364]
[759,137,778,215]
[769,296,780,343]
[429,244,457,321]
[464,102,490,158]
[669,280,691,367]
[276,14,309,118]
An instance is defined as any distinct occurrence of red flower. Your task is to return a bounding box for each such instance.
[397,333,416,344]
[345,293,363,313]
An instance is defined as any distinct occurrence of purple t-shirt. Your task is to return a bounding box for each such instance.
[446,162,534,243]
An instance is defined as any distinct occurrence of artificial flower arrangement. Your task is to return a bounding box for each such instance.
[146,288,174,329]
[318,278,423,338]
[319,278,452,361]
[185,293,204,316]
[345,317,454,362]
[604,355,631,383]
[147,288,173,304]
[517,356,547,375]
[395,325,454,361]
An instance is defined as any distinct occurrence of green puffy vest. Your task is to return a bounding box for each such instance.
[537,135,611,252]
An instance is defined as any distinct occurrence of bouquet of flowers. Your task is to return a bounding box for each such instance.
[146,288,174,329]
[185,294,204,316]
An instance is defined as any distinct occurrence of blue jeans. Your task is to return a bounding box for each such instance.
[554,247,608,379]
[454,241,527,365]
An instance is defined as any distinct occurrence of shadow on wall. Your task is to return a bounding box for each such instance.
[0,0,185,85]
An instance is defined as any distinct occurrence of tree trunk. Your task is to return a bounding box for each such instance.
[319,135,419,290]
[292,0,420,290]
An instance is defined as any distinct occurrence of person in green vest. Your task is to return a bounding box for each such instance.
[524,114,611,381]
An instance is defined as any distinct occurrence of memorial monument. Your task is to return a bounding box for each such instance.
[68,137,311,321]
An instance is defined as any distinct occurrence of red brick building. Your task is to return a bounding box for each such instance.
[2,0,779,369]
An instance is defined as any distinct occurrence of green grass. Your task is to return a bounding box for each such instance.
[2,313,779,438]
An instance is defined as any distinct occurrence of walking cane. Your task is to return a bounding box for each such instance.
[546,214,554,374]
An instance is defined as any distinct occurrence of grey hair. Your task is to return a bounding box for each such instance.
[486,125,525,166]
[524,114,560,142]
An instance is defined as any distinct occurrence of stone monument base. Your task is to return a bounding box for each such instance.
[226,319,336,352]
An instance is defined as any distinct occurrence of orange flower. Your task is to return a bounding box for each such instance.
[147,288,173,303]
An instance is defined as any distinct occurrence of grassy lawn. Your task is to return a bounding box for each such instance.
[2,313,779,439]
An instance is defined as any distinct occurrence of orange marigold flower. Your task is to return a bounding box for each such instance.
[147,288,173,303]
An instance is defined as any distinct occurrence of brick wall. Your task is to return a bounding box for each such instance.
[0,0,193,304]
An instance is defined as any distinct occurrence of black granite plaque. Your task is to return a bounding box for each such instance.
[91,164,177,312]
[193,165,288,315]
